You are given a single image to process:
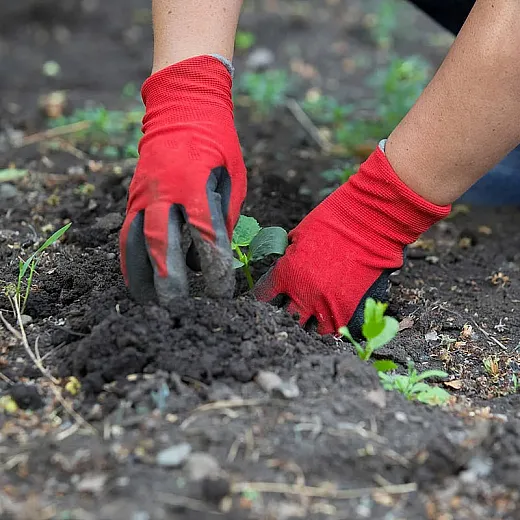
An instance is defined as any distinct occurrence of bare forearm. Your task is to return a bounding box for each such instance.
[152,0,243,74]
[386,0,520,206]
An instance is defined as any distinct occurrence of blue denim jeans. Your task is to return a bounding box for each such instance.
[459,144,520,206]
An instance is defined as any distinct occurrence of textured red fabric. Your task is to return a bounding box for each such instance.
[254,147,451,335]
[120,56,246,281]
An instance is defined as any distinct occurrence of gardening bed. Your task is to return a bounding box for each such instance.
[1,1,520,519]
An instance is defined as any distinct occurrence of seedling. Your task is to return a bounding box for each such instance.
[379,361,450,405]
[302,94,354,126]
[232,215,288,289]
[512,373,519,393]
[48,96,144,159]
[5,223,71,313]
[339,298,399,363]
[483,355,500,377]
[367,0,402,51]
[235,30,256,51]
[238,70,290,118]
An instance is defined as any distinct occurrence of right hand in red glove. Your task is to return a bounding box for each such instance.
[120,56,246,304]
[254,147,451,336]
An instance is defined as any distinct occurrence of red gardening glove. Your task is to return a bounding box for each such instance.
[254,147,451,336]
[120,56,247,304]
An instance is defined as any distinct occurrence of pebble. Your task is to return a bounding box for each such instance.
[185,452,220,482]
[425,330,439,342]
[76,473,108,494]
[255,371,300,399]
[156,443,192,467]
[246,47,275,71]
[0,183,19,200]
[20,314,32,326]
[255,370,283,393]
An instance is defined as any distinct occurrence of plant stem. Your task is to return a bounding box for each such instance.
[243,265,254,290]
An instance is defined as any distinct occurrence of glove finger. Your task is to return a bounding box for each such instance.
[186,166,235,274]
[188,189,235,298]
[120,210,157,304]
[144,202,189,305]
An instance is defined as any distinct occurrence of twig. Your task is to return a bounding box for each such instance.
[231,481,417,500]
[191,398,266,413]
[285,98,332,153]
[0,305,96,435]
[0,373,14,385]
[0,311,57,384]
[20,121,91,147]
[181,398,266,430]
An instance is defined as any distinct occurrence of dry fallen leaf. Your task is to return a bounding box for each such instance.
[444,379,463,390]
[399,317,414,332]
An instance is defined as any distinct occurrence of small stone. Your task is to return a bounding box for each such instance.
[395,411,408,423]
[156,443,192,467]
[246,48,275,71]
[106,252,116,260]
[0,184,19,200]
[76,473,108,494]
[272,380,300,400]
[255,370,283,393]
[425,330,439,342]
[255,371,300,399]
[186,452,220,482]
[20,314,32,326]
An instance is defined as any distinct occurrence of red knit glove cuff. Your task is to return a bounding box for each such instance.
[140,56,234,130]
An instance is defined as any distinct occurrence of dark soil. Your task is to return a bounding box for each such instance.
[1,1,520,519]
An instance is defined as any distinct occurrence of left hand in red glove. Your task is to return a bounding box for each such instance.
[119,56,247,304]
[254,147,451,336]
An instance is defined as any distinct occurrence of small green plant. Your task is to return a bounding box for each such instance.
[339,298,399,364]
[302,94,354,126]
[232,215,288,289]
[238,70,290,117]
[379,361,450,405]
[48,100,144,159]
[512,373,519,393]
[4,223,71,313]
[483,355,500,378]
[302,57,430,156]
[367,0,402,50]
[235,30,256,51]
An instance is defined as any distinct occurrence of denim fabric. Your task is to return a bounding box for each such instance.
[459,145,520,206]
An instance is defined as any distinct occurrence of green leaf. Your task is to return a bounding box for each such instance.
[233,257,245,269]
[0,169,28,183]
[372,360,397,373]
[415,370,448,382]
[362,298,387,340]
[366,316,399,351]
[249,227,288,261]
[20,223,72,279]
[416,386,450,405]
[232,215,261,247]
